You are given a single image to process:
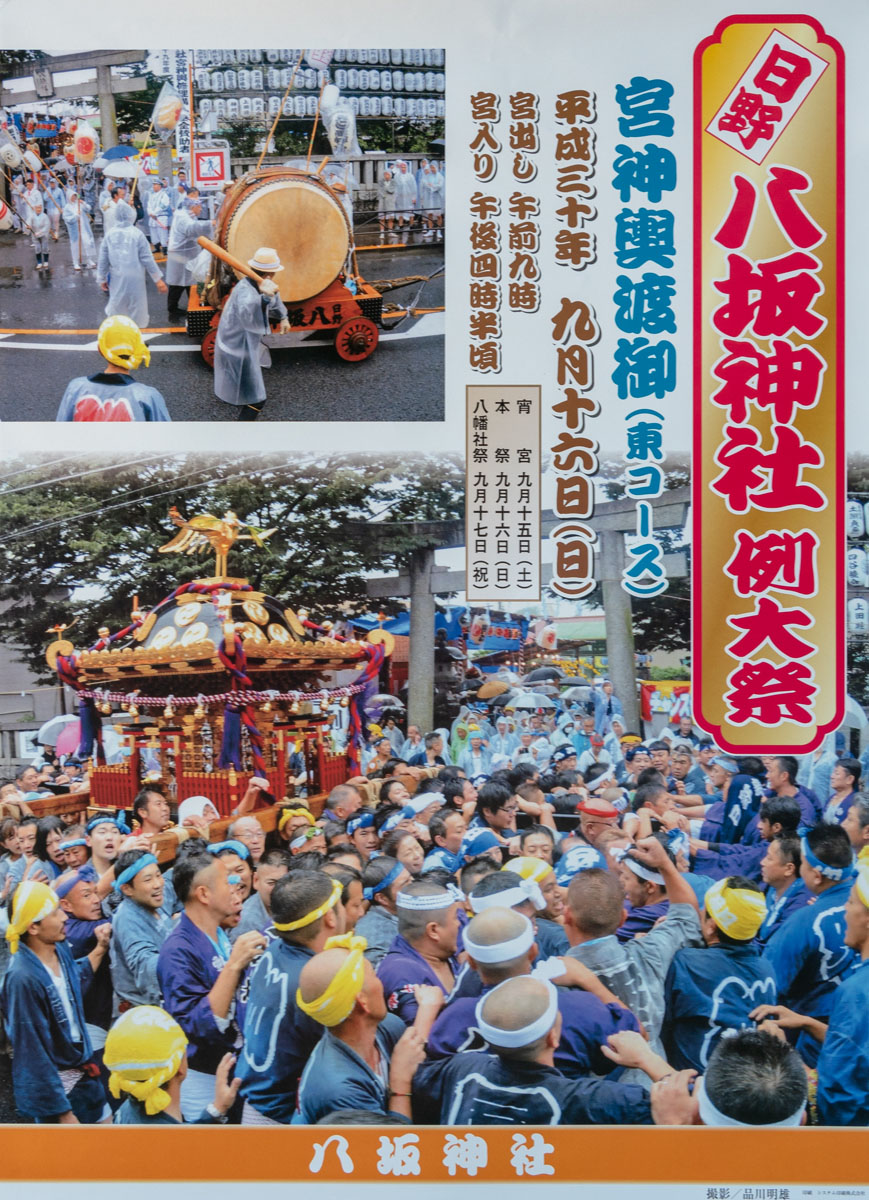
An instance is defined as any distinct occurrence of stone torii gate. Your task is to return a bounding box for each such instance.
[0,52,148,149]
[542,486,690,731]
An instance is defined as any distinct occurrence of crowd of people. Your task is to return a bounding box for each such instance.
[377,158,444,243]
[0,690,867,1129]
[8,164,218,323]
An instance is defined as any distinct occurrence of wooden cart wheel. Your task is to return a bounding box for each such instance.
[201,326,218,367]
[334,316,379,362]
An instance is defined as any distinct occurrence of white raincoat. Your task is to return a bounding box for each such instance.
[62,196,97,267]
[393,164,417,216]
[165,204,214,286]
[45,182,65,235]
[147,185,172,246]
[97,202,164,328]
[214,276,288,407]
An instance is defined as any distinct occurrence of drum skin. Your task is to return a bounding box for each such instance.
[216,168,351,302]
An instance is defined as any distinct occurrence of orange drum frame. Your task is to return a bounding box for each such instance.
[188,167,382,364]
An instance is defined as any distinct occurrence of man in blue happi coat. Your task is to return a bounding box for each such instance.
[110,849,174,1007]
[1,880,111,1122]
[763,823,858,1068]
[751,864,869,1126]
[157,851,267,1120]
[757,834,810,946]
[236,870,346,1124]
[412,975,696,1125]
[426,906,640,1077]
[377,878,464,1023]
[662,875,777,1072]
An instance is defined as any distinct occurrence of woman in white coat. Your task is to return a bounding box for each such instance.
[97,201,167,328]
[62,191,97,270]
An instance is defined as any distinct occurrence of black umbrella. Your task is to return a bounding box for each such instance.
[524,666,564,683]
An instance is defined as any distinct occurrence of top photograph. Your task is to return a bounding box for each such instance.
[0,48,446,422]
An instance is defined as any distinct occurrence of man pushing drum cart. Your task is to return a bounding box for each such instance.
[190,164,384,377]
[212,246,290,421]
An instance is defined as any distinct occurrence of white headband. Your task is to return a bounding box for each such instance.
[609,846,665,885]
[463,915,535,963]
[406,793,438,815]
[475,978,559,1049]
[396,883,463,911]
[696,1076,805,1128]
[470,878,545,914]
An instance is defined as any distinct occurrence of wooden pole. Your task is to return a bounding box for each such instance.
[76,164,82,252]
[187,57,195,183]
[305,78,327,170]
[129,120,154,205]
[256,50,306,172]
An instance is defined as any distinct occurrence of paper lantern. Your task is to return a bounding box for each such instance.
[848,598,869,635]
[74,122,98,164]
[847,500,865,539]
[846,547,868,587]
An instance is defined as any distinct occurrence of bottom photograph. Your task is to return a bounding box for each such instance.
[0,452,865,1135]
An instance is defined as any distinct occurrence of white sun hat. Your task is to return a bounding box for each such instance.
[248,246,284,272]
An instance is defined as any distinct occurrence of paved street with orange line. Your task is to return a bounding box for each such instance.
[0,228,444,421]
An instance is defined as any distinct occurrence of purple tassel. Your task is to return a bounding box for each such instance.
[219,707,243,769]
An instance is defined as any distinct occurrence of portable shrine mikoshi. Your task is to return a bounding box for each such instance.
[47,506,390,816]
[188,165,383,365]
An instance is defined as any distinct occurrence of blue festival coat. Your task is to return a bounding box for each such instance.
[0,941,94,1118]
[763,879,858,1067]
[156,913,237,1074]
[377,933,464,1024]
[426,982,640,1077]
[816,958,869,1126]
[757,879,811,947]
[412,1050,653,1125]
[297,1013,406,1123]
[235,937,321,1123]
[663,942,777,1072]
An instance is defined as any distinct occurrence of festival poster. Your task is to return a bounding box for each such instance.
[0,0,867,1196]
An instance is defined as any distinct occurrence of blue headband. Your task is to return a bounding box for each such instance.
[381,809,411,835]
[207,840,251,861]
[363,860,404,902]
[460,829,501,859]
[114,853,158,891]
[58,838,88,852]
[800,837,856,883]
[347,812,375,836]
[86,815,130,835]
[54,864,98,899]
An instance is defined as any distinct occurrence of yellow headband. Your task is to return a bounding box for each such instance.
[104,1006,188,1116]
[278,807,315,833]
[273,878,342,932]
[705,878,767,941]
[5,881,58,954]
[855,865,869,909]
[506,856,551,885]
[296,934,368,1027]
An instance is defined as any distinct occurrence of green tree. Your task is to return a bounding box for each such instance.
[0,453,463,680]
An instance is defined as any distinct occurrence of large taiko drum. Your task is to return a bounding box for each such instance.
[215,168,351,303]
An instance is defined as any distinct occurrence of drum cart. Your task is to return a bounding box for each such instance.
[187,272,383,365]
